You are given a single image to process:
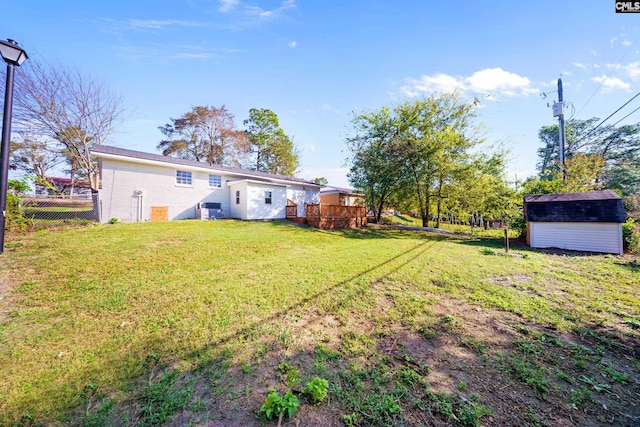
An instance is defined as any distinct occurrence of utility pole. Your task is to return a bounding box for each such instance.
[552,78,566,180]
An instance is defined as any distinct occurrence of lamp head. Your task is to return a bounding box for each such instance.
[0,39,28,66]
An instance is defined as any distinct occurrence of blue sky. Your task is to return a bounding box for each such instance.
[4,1,640,187]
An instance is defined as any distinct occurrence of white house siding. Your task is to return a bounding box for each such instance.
[100,159,230,222]
[287,186,320,217]
[246,182,287,220]
[529,222,623,255]
[227,181,248,220]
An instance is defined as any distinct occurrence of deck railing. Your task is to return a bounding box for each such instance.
[286,201,366,228]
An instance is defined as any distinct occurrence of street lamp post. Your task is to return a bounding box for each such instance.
[0,39,28,254]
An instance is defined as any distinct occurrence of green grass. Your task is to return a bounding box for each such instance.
[0,219,638,425]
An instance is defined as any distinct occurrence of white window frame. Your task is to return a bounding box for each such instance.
[265,190,272,204]
[176,170,192,186]
[209,175,222,188]
[235,190,240,205]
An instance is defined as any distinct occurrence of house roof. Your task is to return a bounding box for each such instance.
[91,145,321,187]
[320,186,364,196]
[524,190,625,223]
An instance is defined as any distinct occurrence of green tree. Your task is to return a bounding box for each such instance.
[10,134,63,183]
[158,105,249,166]
[536,119,640,195]
[313,177,329,185]
[346,106,407,223]
[394,93,479,228]
[243,108,299,176]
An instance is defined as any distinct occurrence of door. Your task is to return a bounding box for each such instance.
[150,206,168,222]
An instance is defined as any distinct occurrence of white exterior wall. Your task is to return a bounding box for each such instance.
[286,186,320,217]
[227,181,249,220]
[100,159,230,222]
[246,182,287,220]
[530,222,623,255]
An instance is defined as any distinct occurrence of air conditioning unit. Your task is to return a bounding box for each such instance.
[197,202,223,220]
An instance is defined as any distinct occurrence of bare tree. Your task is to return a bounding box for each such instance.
[158,105,250,167]
[8,61,126,191]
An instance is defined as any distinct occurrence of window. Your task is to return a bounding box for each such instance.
[176,170,192,185]
[265,191,272,204]
[209,175,221,188]
[235,190,240,205]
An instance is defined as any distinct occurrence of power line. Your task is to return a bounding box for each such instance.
[574,90,640,144]
[575,35,639,117]
[611,103,640,127]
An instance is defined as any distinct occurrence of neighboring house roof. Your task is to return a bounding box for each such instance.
[320,186,364,196]
[91,145,321,187]
[524,190,625,223]
[37,177,91,188]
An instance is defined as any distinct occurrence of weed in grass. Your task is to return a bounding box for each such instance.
[555,370,574,384]
[260,389,300,421]
[579,375,612,393]
[398,368,423,389]
[418,325,440,340]
[343,412,359,427]
[277,361,301,388]
[623,317,640,329]
[482,248,496,255]
[569,386,591,409]
[502,355,550,395]
[461,337,486,355]
[241,362,255,376]
[598,364,630,385]
[139,370,193,426]
[302,377,329,403]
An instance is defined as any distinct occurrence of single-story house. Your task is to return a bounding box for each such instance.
[91,145,321,223]
[319,186,365,207]
[524,190,626,254]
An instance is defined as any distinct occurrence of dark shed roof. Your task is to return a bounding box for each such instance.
[524,190,625,223]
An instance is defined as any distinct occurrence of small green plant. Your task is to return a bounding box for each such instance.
[277,361,301,388]
[622,219,640,253]
[303,377,329,403]
[260,389,300,421]
[569,386,591,409]
[108,217,119,224]
[599,364,630,385]
[481,248,496,255]
[343,412,358,427]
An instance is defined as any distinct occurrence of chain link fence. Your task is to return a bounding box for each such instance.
[17,194,99,226]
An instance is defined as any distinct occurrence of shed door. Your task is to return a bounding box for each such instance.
[530,222,622,254]
[150,206,168,222]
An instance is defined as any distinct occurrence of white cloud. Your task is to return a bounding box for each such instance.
[245,0,296,20]
[591,75,631,92]
[322,103,341,114]
[611,36,618,48]
[573,62,588,70]
[620,61,640,79]
[307,144,316,153]
[288,40,297,48]
[623,40,633,47]
[466,68,537,96]
[401,67,536,99]
[126,19,201,30]
[219,0,239,12]
[401,73,462,97]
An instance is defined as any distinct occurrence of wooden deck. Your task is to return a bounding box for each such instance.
[286,202,366,229]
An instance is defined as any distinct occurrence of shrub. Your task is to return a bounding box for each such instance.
[622,219,640,253]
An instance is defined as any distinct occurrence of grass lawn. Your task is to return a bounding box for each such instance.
[0,220,638,426]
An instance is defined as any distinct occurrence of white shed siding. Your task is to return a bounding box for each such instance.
[530,222,623,254]
[227,181,248,220]
[100,159,230,222]
[246,182,287,220]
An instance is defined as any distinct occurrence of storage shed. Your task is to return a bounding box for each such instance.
[524,190,626,254]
